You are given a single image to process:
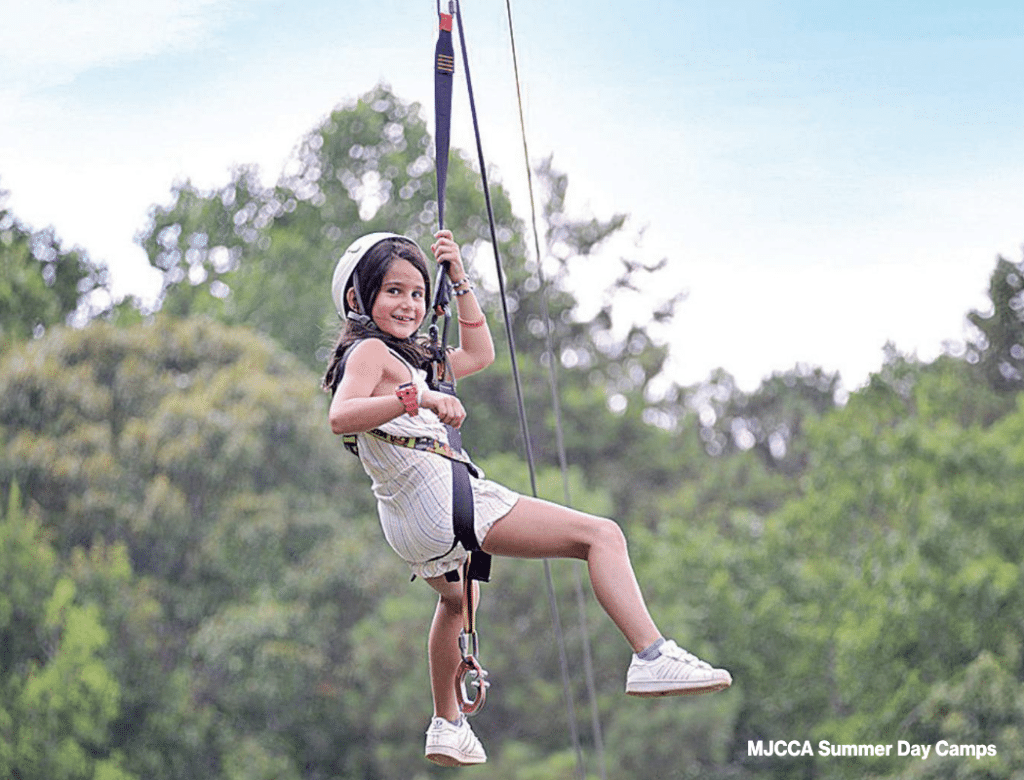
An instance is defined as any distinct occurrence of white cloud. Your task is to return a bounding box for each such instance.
[0,0,242,94]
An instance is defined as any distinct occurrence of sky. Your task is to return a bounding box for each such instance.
[1,0,1022,392]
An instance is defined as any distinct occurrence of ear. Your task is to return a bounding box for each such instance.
[346,286,359,312]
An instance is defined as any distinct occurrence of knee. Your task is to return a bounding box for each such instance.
[589,516,628,555]
[438,590,464,615]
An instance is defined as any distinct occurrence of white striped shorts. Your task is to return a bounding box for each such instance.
[366,440,520,579]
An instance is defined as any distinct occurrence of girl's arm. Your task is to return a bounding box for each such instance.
[329,338,468,433]
[328,339,406,434]
[432,230,495,379]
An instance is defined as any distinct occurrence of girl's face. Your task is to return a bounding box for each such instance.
[370,258,427,339]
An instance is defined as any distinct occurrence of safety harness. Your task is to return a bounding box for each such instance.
[343,427,475,469]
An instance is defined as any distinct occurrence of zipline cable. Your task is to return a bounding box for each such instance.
[439,3,586,777]
[502,3,607,776]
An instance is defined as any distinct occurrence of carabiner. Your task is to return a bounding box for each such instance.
[458,627,479,659]
[455,628,489,715]
[455,654,489,716]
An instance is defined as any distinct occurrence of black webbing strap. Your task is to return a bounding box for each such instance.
[435,374,491,584]
[430,7,456,353]
[433,3,489,585]
[434,8,454,231]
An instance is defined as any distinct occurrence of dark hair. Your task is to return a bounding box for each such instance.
[322,238,436,394]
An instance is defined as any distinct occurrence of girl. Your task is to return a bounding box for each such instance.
[323,230,731,767]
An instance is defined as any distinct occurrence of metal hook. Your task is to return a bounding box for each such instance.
[455,655,489,716]
[458,628,479,659]
[455,629,488,715]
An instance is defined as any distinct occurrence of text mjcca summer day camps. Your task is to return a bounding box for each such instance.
[748,739,997,760]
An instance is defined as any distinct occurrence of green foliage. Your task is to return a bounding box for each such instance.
[967,253,1024,393]
[0,318,389,779]
[685,364,842,474]
[901,646,1024,779]
[140,84,524,371]
[136,87,686,509]
[0,185,114,346]
[3,255,1024,778]
[0,484,134,780]
[656,353,1024,779]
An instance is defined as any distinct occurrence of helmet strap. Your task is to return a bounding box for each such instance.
[345,311,374,328]
[345,270,378,329]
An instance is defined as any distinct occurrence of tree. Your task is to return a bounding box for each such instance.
[673,364,841,474]
[0,317,390,779]
[901,648,1024,780]
[0,185,114,346]
[967,250,1024,394]
[0,484,134,780]
[139,84,525,372]
[659,350,1024,779]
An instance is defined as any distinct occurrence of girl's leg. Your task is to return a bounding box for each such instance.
[423,573,478,722]
[481,496,661,653]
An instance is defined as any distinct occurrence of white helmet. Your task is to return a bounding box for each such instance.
[331,232,418,317]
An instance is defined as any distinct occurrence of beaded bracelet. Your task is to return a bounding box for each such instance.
[453,283,475,296]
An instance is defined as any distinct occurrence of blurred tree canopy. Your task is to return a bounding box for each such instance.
[0,484,134,780]
[1,82,1023,780]
[0,184,115,344]
[0,318,392,779]
[967,253,1024,394]
[138,85,524,372]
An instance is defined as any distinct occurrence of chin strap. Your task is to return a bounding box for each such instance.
[346,268,377,330]
[345,311,374,329]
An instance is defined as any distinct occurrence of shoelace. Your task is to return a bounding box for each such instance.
[661,642,712,670]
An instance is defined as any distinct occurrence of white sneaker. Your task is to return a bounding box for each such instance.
[625,640,732,697]
[424,716,487,766]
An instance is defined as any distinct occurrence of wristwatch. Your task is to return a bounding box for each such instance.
[396,382,419,416]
